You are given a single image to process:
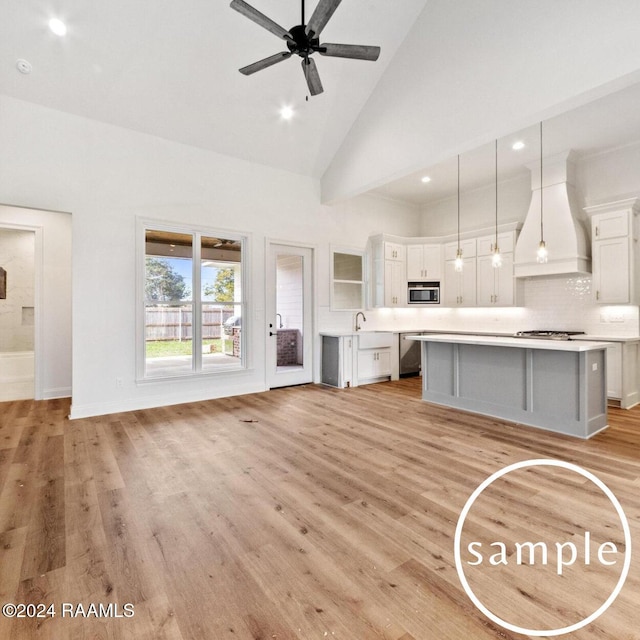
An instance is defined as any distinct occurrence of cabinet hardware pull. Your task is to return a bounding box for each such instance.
[596,290,600,300]
[595,226,599,237]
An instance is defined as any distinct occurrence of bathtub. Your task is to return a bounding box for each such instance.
[0,351,34,401]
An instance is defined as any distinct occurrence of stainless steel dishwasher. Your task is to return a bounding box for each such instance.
[399,332,422,377]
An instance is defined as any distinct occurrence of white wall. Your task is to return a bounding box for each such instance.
[577,140,640,207]
[0,95,418,417]
[0,206,72,398]
[322,0,640,202]
[420,173,531,236]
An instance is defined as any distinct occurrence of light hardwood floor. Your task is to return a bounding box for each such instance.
[1,379,639,639]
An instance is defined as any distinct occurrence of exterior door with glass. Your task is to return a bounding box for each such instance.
[266,243,313,388]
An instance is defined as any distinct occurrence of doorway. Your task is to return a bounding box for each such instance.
[0,227,36,401]
[266,243,313,388]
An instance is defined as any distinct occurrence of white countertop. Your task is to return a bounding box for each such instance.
[406,333,612,352]
[572,335,640,343]
[320,331,359,337]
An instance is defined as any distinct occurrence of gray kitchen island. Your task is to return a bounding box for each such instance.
[407,334,612,438]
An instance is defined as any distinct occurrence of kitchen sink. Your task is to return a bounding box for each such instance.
[357,332,394,349]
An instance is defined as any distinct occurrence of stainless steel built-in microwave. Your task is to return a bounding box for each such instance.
[408,281,440,304]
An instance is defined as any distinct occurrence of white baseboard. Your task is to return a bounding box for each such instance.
[42,387,72,400]
[69,382,265,419]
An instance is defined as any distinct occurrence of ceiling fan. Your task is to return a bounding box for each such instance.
[230,0,381,96]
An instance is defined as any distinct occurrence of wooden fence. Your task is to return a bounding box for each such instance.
[145,306,235,341]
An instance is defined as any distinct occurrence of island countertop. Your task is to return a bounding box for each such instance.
[406,333,612,352]
[409,333,609,438]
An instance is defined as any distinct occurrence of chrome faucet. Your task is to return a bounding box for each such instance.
[355,311,367,331]
[276,313,283,328]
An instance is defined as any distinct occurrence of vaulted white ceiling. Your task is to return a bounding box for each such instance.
[4,1,640,207]
[0,0,427,178]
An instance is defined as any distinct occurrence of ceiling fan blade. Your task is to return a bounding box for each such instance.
[239,52,292,76]
[301,57,323,96]
[305,0,342,38]
[230,0,293,41]
[319,43,381,61]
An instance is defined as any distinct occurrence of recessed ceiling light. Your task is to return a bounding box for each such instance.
[280,106,294,120]
[421,176,431,183]
[48,18,67,37]
[512,141,525,150]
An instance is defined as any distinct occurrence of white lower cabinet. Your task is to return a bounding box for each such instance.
[575,337,640,409]
[356,332,393,384]
[607,341,640,409]
[321,333,393,387]
[606,343,623,399]
[357,349,391,382]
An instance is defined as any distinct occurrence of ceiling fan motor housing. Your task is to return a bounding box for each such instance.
[286,24,321,57]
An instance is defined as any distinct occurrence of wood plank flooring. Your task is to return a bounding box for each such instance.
[1,379,640,639]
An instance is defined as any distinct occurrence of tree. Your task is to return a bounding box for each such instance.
[204,267,235,302]
[145,257,189,301]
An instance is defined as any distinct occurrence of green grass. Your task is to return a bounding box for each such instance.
[146,339,233,358]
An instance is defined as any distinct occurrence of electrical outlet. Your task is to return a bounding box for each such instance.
[115,377,124,388]
[609,313,625,323]
[592,362,598,371]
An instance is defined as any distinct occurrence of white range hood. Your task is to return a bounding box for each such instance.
[514,150,590,277]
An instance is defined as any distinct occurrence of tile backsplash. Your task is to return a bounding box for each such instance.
[321,274,639,337]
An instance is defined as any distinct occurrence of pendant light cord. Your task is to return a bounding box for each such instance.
[302,0,305,24]
[540,121,544,243]
[457,154,461,250]
[495,139,498,246]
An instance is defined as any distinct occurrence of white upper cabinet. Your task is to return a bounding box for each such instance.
[586,199,639,305]
[384,242,405,261]
[406,244,442,280]
[367,225,520,309]
[443,239,477,306]
[383,259,406,307]
[477,253,516,306]
[477,232,515,256]
[443,239,477,261]
[369,237,406,308]
[476,231,521,306]
[444,257,477,306]
[592,210,630,240]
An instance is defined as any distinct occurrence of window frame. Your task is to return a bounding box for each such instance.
[136,218,249,382]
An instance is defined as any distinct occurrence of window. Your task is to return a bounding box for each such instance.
[330,247,364,310]
[140,224,246,379]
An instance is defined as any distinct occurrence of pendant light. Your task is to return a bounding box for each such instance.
[454,154,464,272]
[536,121,548,263]
[492,139,502,268]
